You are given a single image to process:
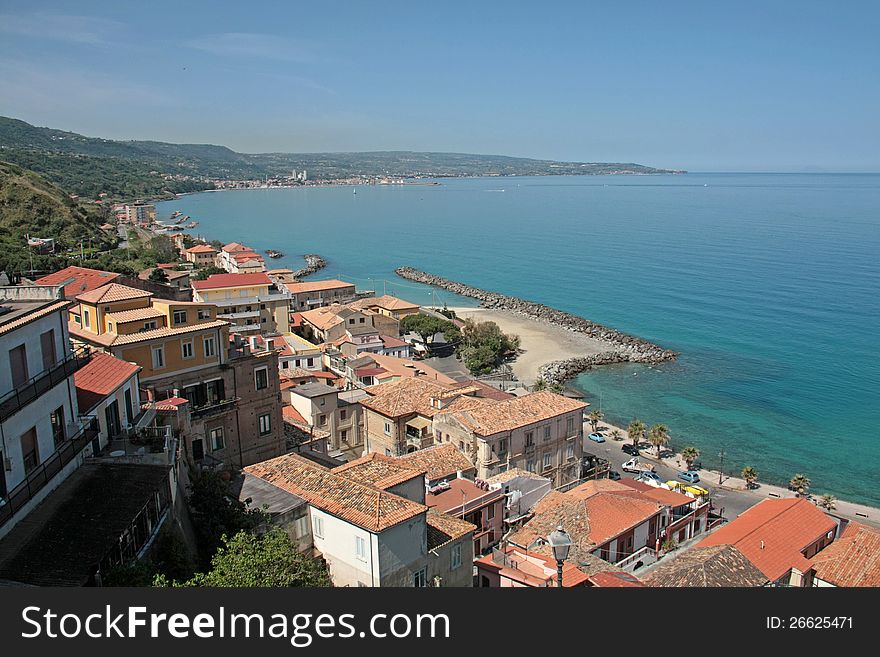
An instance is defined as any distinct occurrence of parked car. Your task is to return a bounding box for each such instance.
[678,470,701,483]
[622,444,640,456]
[588,432,606,443]
[607,470,621,480]
[667,481,710,498]
[637,471,663,484]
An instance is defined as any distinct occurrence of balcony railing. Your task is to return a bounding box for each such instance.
[0,419,100,530]
[189,397,240,418]
[0,347,92,422]
[614,545,657,572]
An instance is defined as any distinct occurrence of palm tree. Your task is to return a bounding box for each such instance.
[588,409,604,433]
[532,378,547,392]
[610,429,622,441]
[741,466,759,490]
[627,419,646,448]
[681,446,700,469]
[789,473,811,497]
[818,494,836,511]
[648,424,670,458]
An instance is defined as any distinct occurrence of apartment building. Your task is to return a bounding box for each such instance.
[183,244,219,267]
[192,272,290,335]
[125,203,156,225]
[271,277,357,311]
[287,382,364,456]
[349,294,420,321]
[216,242,266,273]
[0,285,96,539]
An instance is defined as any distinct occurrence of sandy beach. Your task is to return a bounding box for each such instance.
[447,306,614,385]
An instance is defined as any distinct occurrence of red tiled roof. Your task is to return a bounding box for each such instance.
[185,244,217,253]
[145,397,189,412]
[282,405,308,426]
[244,454,427,532]
[192,273,271,290]
[285,279,355,294]
[76,283,153,304]
[332,452,425,490]
[697,498,837,582]
[811,522,880,587]
[380,335,408,349]
[35,266,122,300]
[75,352,140,412]
[425,477,502,514]
[588,571,646,587]
[397,444,476,481]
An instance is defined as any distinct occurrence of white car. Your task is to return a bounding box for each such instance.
[637,471,664,486]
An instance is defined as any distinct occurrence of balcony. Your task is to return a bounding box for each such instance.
[0,418,100,530]
[190,397,240,419]
[0,347,92,422]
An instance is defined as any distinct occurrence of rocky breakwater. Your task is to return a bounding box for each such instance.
[290,254,327,279]
[395,266,678,386]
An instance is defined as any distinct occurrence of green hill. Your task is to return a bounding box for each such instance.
[0,161,112,275]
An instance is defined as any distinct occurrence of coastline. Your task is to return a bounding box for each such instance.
[397,266,677,385]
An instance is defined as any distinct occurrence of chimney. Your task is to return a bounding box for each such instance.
[760,540,765,549]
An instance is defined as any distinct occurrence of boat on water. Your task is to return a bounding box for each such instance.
[185,221,199,228]
[266,249,284,258]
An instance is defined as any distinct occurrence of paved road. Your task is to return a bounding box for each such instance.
[117,223,129,249]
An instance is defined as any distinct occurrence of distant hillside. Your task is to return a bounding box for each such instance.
[0,116,685,199]
[0,161,111,274]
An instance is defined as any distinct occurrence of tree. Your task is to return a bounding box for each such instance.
[532,377,547,391]
[400,314,455,348]
[155,528,331,588]
[681,446,700,469]
[741,466,759,490]
[627,419,646,448]
[648,424,670,458]
[610,429,622,441]
[148,267,169,283]
[789,473,811,497]
[194,265,226,280]
[462,344,496,375]
[818,494,836,511]
[588,410,604,433]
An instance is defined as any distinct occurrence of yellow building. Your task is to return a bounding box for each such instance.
[350,294,421,321]
[68,283,230,383]
[191,272,290,335]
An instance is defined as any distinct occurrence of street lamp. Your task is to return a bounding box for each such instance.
[547,525,572,588]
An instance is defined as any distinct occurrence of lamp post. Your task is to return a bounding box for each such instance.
[547,525,572,588]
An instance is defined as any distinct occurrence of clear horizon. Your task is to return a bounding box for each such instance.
[1,1,879,171]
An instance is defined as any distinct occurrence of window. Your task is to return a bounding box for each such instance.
[107,323,114,333]
[319,398,325,406]
[83,309,91,328]
[525,431,534,447]
[341,429,348,442]
[181,340,194,359]
[413,568,428,588]
[498,438,507,454]
[124,388,133,424]
[348,318,355,325]
[203,336,216,358]
[21,428,39,474]
[526,459,536,473]
[144,320,157,330]
[173,310,187,325]
[281,361,289,369]
[543,453,552,470]
[340,409,347,421]
[197,309,211,320]
[254,366,269,390]
[544,426,551,440]
[567,417,575,434]
[50,407,65,446]
[384,422,391,435]
[318,415,326,426]
[306,358,314,367]
[488,503,495,520]
[259,413,272,435]
[451,543,462,569]
[459,441,465,451]
[9,344,28,387]
[313,515,324,539]
[210,427,224,451]
[566,444,575,461]
[40,330,56,370]
[355,536,367,561]
[293,513,310,540]
[359,318,365,324]
[151,346,165,369]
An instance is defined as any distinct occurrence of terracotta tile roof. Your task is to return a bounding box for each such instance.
[475,544,591,587]
[192,273,271,290]
[285,279,355,294]
[138,268,191,282]
[352,295,419,312]
[361,377,492,419]
[439,391,587,436]
[35,266,122,299]
[76,283,153,304]
[380,335,408,349]
[75,352,140,412]
[185,244,217,253]
[511,480,664,557]
[486,468,549,484]
[448,379,515,401]
[812,522,880,587]
[426,508,476,550]
[588,571,646,587]
[644,544,768,587]
[104,307,166,324]
[146,397,189,412]
[366,353,457,384]
[397,444,476,482]
[221,242,250,253]
[332,452,425,490]
[0,300,71,336]
[110,320,229,346]
[244,454,427,532]
[299,305,348,331]
[426,478,503,514]
[282,405,308,425]
[697,498,837,582]
[618,479,697,508]
[231,251,263,262]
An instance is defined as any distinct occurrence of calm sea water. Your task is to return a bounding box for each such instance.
[158,173,880,505]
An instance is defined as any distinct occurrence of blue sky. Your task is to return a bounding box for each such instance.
[0,0,878,170]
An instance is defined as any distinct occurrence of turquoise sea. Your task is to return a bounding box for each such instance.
[157,173,880,506]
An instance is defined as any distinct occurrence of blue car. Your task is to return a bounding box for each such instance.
[588,433,606,443]
[678,470,701,483]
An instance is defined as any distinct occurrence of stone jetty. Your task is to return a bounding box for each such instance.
[290,254,327,279]
[395,266,678,385]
